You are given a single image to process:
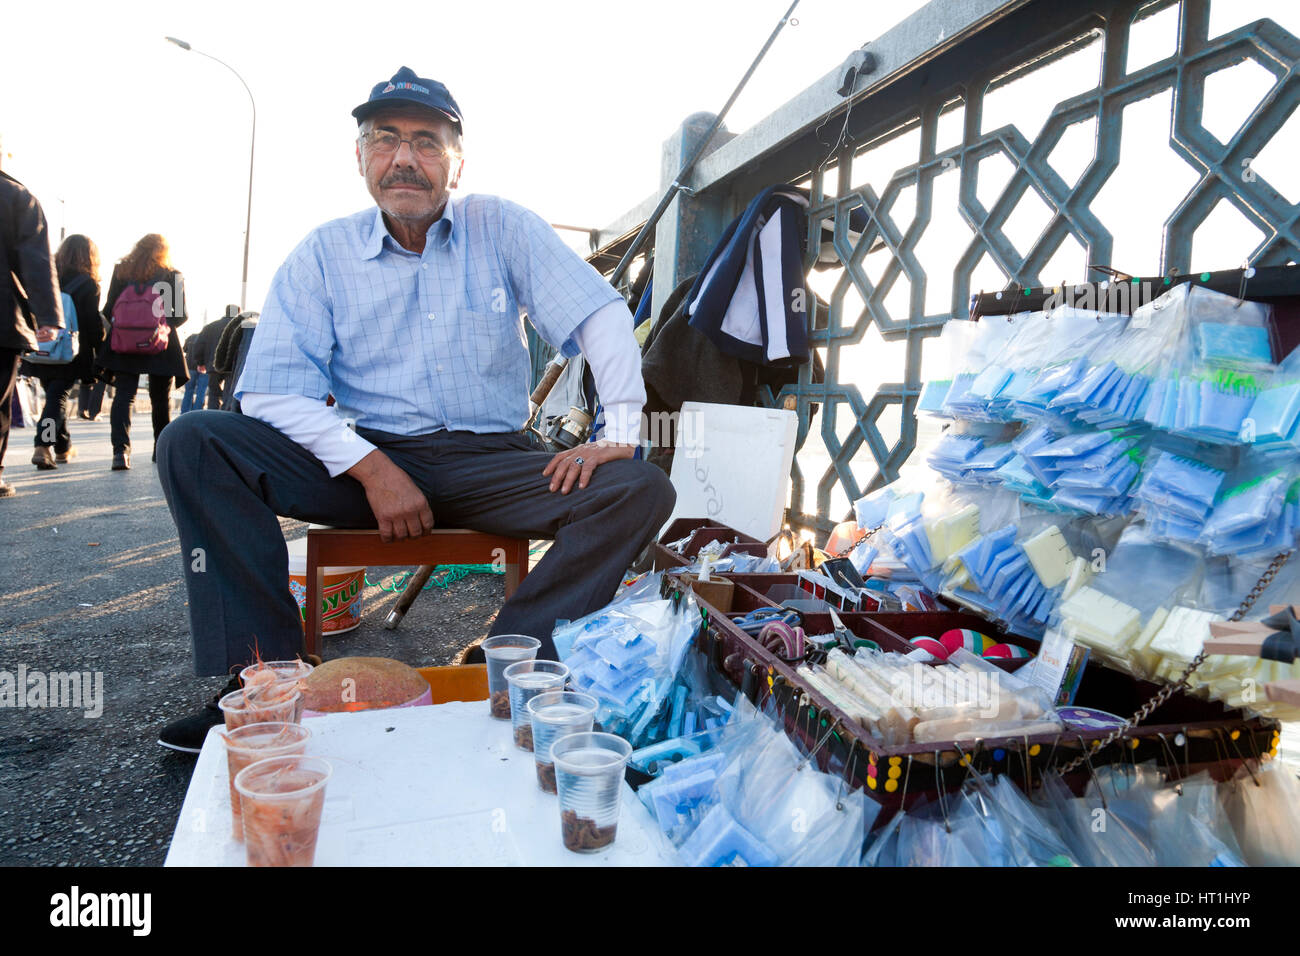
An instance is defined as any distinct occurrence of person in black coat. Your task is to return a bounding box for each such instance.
[0,167,62,497]
[97,233,189,470]
[199,305,240,410]
[26,234,104,468]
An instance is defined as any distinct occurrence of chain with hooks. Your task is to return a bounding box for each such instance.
[1056,549,1292,776]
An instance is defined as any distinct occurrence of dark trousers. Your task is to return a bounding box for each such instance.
[156,411,676,675]
[205,374,226,410]
[0,348,21,477]
[79,379,106,419]
[34,374,75,452]
[110,374,173,453]
[181,372,208,413]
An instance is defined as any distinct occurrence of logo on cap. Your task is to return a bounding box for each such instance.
[383,81,430,95]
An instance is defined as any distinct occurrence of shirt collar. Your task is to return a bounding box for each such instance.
[362,197,457,260]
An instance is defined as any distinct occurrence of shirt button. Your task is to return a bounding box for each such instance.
[427,312,436,321]
[422,263,428,270]
[437,365,444,372]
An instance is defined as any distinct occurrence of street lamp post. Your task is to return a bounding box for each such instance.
[165,36,256,312]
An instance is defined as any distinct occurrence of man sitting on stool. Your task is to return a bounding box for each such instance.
[155,66,673,752]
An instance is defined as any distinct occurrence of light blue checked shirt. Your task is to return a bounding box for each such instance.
[237,194,621,438]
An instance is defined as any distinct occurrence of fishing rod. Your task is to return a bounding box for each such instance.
[525,0,803,441]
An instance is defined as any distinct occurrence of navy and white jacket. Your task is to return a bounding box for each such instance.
[685,185,810,366]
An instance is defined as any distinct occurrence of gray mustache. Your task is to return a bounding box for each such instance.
[381,171,431,188]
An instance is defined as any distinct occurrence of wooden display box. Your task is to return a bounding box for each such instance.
[653,518,768,571]
[662,575,1281,816]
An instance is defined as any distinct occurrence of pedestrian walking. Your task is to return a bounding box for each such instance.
[199,305,239,410]
[97,234,189,470]
[0,165,62,497]
[180,332,207,413]
[25,234,104,468]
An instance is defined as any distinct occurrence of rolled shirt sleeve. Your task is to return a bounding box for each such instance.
[240,392,377,478]
[571,298,645,445]
[501,200,622,359]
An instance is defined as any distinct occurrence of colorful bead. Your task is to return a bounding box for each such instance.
[939,628,995,656]
[983,643,1033,659]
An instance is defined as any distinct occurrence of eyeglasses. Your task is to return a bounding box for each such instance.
[360,130,456,162]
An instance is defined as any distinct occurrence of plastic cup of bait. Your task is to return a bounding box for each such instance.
[235,755,332,867]
[482,635,541,719]
[527,691,598,793]
[551,732,632,853]
[505,660,569,751]
[222,722,311,841]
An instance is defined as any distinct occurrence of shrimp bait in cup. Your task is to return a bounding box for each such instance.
[234,755,332,867]
[220,722,312,842]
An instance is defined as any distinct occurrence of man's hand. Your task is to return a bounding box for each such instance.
[35,326,57,343]
[346,449,434,542]
[197,365,206,374]
[543,440,636,494]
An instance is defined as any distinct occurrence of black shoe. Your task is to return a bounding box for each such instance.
[0,481,14,499]
[156,677,241,754]
[112,449,130,471]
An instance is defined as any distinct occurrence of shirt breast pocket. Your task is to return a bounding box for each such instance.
[461,309,527,378]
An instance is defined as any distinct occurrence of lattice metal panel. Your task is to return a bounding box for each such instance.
[773,0,1300,535]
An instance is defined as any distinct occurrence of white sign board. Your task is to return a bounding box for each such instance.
[666,402,798,542]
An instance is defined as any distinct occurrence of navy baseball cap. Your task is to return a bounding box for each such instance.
[352,66,463,133]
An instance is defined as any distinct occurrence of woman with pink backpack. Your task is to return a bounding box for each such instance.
[97,233,189,470]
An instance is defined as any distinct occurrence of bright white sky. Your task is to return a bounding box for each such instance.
[3,0,936,324]
[3,0,1296,344]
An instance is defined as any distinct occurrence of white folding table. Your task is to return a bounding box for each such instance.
[165,700,679,866]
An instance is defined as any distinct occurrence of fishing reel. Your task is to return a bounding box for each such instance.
[541,405,594,452]
[524,404,593,454]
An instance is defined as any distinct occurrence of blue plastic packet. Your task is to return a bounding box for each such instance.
[1052,486,1127,515]
[1143,377,1179,430]
[959,444,1017,484]
[969,365,1013,401]
[1135,453,1225,517]
[1247,382,1300,444]
[996,454,1052,498]
[1200,470,1289,538]
[1195,322,1273,369]
[595,632,656,670]
[918,379,952,415]
[1050,361,1122,414]
[941,372,979,417]
[1015,357,1089,416]
[1054,453,1140,498]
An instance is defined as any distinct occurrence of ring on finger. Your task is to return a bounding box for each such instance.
[573,456,586,466]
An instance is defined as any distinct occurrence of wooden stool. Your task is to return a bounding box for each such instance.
[304,527,529,658]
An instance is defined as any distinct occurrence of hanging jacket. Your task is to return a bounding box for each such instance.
[685,184,810,366]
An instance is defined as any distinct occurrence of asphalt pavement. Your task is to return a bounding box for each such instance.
[0,406,503,866]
